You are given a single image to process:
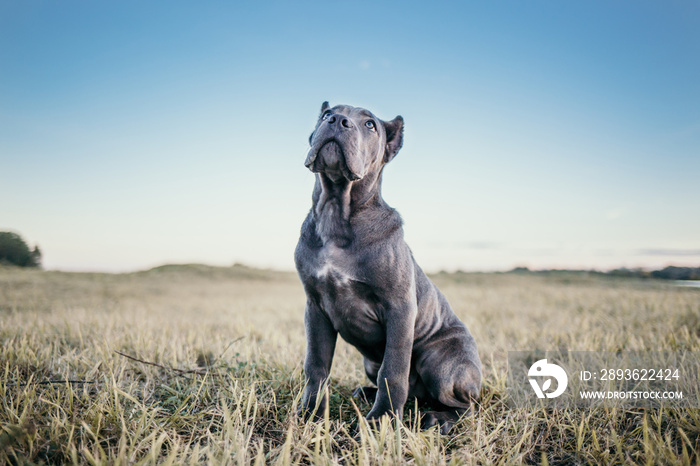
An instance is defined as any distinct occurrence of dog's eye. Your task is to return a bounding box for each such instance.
[322,111,332,120]
[365,120,376,130]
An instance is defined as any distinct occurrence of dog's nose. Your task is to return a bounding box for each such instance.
[327,115,353,129]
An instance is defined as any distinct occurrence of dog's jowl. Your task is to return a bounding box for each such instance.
[295,102,482,434]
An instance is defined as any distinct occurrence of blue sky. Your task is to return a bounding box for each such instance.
[1,1,699,272]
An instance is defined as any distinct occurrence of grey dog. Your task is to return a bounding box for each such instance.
[294,102,482,433]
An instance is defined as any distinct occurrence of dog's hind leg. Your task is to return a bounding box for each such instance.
[415,325,482,433]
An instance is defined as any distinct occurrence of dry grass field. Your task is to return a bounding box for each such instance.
[1,264,699,464]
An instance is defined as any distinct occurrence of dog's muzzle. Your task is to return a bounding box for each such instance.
[305,140,363,181]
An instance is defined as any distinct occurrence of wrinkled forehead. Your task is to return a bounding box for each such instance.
[331,105,378,121]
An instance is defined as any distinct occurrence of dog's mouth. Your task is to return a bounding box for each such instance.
[305,139,363,182]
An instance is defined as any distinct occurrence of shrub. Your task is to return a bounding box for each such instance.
[651,266,700,280]
[0,232,42,267]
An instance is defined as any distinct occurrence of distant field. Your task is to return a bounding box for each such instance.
[1,264,699,464]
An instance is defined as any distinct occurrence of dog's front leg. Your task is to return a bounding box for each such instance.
[299,299,338,419]
[366,301,417,421]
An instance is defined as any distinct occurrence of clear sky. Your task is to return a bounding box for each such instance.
[1,1,699,272]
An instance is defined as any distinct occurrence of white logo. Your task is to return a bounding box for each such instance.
[528,359,568,398]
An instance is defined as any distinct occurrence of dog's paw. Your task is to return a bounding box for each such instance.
[296,405,324,422]
[365,405,399,424]
[420,408,469,435]
[295,406,309,420]
[352,386,378,404]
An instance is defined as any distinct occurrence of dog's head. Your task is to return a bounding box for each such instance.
[305,102,404,183]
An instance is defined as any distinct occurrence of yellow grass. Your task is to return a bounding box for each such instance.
[1,264,699,464]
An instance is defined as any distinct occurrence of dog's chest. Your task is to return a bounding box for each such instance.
[311,243,385,346]
[315,243,352,283]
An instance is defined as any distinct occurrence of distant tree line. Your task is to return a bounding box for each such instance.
[610,266,700,281]
[509,265,700,281]
[650,266,700,280]
[0,232,42,268]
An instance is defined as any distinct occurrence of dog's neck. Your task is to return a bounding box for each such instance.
[312,170,384,247]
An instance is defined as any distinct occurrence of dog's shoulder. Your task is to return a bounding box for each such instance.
[294,210,322,272]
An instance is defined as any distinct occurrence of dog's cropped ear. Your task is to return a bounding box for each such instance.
[383,116,404,163]
[318,101,330,119]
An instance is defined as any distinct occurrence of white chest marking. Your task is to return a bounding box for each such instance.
[316,245,352,285]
